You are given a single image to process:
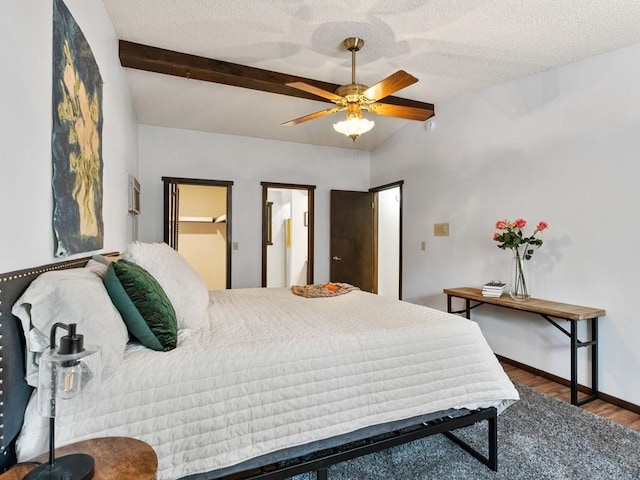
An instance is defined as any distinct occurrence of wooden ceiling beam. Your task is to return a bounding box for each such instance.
[119,41,435,114]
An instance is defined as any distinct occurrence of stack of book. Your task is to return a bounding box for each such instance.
[482,281,506,297]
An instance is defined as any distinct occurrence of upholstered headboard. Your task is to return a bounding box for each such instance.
[0,255,99,471]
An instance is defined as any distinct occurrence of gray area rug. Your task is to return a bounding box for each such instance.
[293,383,640,479]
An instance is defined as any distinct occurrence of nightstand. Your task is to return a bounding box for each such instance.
[0,437,157,480]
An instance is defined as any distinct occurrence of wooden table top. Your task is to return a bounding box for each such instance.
[1,437,157,480]
[443,287,606,321]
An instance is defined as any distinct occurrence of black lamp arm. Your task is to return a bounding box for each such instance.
[50,323,84,356]
[49,322,73,349]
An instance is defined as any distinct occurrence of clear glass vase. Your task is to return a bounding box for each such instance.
[510,250,530,301]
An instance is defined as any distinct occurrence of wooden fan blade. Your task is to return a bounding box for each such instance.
[366,102,433,121]
[282,106,344,126]
[362,70,418,102]
[286,82,343,102]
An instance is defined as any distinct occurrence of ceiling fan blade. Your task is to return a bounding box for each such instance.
[282,106,345,126]
[366,102,433,121]
[362,70,418,102]
[286,82,343,102]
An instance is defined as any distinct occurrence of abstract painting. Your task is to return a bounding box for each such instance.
[52,0,104,256]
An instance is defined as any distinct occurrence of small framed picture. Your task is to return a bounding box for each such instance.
[128,175,140,215]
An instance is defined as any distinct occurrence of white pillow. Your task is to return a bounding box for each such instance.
[85,258,108,278]
[12,268,129,387]
[123,241,209,330]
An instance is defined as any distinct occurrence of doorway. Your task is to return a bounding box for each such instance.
[261,182,315,287]
[372,183,402,299]
[163,177,233,290]
[330,181,403,298]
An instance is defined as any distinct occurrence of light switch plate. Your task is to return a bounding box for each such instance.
[434,223,450,236]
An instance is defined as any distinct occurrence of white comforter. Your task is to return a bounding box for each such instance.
[18,288,518,479]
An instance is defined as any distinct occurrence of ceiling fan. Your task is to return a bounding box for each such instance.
[282,37,432,141]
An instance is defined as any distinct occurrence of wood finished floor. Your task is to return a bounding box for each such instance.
[501,361,640,431]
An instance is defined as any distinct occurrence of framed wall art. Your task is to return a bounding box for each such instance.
[51,0,104,256]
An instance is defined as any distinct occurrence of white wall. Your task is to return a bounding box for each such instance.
[266,188,309,287]
[267,189,287,287]
[0,0,138,272]
[371,43,640,404]
[290,189,309,286]
[138,125,370,288]
[177,185,227,290]
[377,187,400,299]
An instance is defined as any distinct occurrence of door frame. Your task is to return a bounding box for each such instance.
[369,180,403,300]
[162,176,233,289]
[261,182,315,287]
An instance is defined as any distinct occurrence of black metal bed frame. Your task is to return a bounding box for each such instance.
[1,256,499,477]
[216,407,497,480]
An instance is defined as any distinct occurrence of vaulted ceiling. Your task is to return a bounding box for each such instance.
[103,0,640,151]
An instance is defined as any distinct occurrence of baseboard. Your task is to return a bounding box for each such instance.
[496,355,640,415]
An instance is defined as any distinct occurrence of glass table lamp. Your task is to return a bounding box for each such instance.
[25,322,101,480]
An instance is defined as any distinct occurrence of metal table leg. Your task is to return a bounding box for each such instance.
[592,317,599,396]
[571,317,599,406]
[570,320,578,405]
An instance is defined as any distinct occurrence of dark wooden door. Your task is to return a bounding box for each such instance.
[330,190,375,292]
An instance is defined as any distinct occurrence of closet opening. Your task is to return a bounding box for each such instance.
[163,177,233,289]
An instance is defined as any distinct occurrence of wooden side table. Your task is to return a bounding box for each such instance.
[443,287,605,406]
[1,437,157,480]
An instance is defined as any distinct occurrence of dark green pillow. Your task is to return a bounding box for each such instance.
[104,260,177,351]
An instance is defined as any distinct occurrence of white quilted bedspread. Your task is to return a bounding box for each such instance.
[17,288,518,479]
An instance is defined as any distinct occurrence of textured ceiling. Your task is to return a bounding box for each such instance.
[103,0,640,151]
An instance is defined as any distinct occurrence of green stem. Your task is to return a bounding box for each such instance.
[514,249,528,298]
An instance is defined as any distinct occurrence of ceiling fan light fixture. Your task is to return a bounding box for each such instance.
[333,105,374,141]
[333,116,375,142]
[283,36,430,138]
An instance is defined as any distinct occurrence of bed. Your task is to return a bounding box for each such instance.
[0,243,519,479]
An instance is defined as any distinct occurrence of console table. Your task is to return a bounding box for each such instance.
[443,287,606,406]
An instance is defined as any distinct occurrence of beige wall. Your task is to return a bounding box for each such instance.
[178,185,227,290]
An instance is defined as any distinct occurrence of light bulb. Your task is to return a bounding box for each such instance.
[56,361,82,399]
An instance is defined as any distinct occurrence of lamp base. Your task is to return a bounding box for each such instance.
[23,453,94,480]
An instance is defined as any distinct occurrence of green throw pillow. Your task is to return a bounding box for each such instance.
[104,260,177,351]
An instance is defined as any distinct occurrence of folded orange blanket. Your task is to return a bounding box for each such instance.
[291,282,360,298]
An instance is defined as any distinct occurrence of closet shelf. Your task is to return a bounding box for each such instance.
[179,215,226,223]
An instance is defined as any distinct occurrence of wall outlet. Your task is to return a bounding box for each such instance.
[434,223,450,236]
[421,241,426,251]
[232,241,239,250]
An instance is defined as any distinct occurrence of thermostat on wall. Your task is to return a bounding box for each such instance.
[434,223,449,236]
